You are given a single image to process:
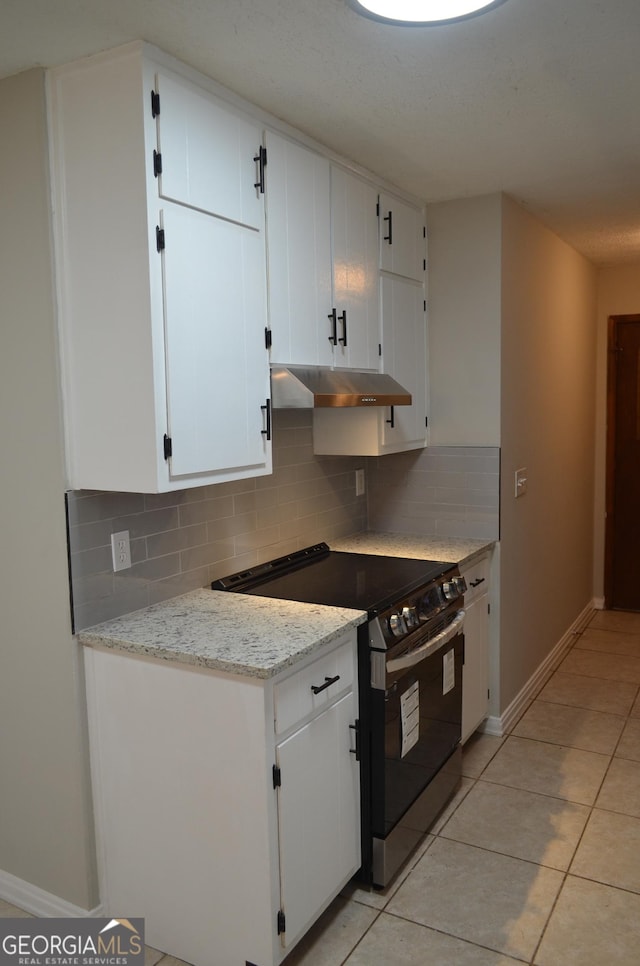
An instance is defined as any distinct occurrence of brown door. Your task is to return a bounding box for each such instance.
[605,315,640,610]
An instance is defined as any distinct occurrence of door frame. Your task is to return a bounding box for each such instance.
[604,314,640,607]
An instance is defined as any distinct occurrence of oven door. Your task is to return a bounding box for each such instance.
[369,615,464,886]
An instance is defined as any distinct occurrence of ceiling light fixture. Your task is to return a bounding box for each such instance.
[350,0,508,25]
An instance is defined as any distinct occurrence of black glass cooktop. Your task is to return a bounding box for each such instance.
[212,544,453,615]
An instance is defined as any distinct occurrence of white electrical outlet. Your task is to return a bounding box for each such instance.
[515,468,528,498]
[355,468,366,497]
[111,530,132,572]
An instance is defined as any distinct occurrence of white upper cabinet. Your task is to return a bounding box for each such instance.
[265,132,334,368]
[155,69,264,231]
[50,44,271,492]
[161,202,270,479]
[312,273,427,457]
[379,192,425,281]
[266,133,381,371]
[379,274,428,452]
[330,167,380,371]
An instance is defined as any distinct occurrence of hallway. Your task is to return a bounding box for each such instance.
[2,609,640,964]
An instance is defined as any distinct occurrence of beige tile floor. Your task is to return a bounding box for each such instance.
[3,608,640,965]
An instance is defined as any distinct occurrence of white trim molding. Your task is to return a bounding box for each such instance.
[0,868,102,919]
[479,599,596,738]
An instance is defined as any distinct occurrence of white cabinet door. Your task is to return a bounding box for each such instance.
[265,132,333,367]
[155,70,264,231]
[161,202,271,480]
[460,554,490,742]
[379,192,425,281]
[331,167,380,371]
[380,274,428,451]
[275,691,360,949]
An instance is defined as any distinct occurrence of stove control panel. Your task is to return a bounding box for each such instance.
[380,571,466,649]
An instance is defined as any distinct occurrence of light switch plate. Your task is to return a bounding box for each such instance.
[355,468,366,497]
[111,530,132,571]
[515,467,528,498]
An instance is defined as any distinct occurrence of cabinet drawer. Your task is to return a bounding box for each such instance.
[460,554,490,605]
[274,637,355,735]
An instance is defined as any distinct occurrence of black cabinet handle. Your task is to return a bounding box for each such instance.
[328,308,338,345]
[253,145,267,193]
[386,405,395,429]
[470,577,486,588]
[349,720,360,761]
[383,210,393,245]
[338,309,347,346]
[261,398,271,440]
[311,674,340,695]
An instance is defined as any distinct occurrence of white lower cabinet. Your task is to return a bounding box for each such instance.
[276,692,360,949]
[84,631,360,966]
[460,553,491,742]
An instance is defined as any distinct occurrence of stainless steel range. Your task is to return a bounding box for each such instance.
[213,542,466,887]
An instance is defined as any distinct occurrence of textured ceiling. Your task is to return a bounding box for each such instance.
[2,0,640,265]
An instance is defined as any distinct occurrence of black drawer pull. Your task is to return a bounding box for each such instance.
[328,308,338,345]
[253,145,267,193]
[383,210,393,244]
[338,309,347,346]
[470,577,486,587]
[349,720,360,761]
[260,398,271,440]
[311,674,340,695]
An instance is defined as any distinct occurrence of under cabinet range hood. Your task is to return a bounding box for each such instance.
[270,366,412,409]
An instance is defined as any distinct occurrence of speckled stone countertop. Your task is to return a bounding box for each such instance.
[78,589,366,680]
[332,532,495,566]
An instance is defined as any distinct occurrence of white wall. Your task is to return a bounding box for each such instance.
[499,195,597,713]
[0,70,97,909]
[593,263,640,601]
[427,194,501,446]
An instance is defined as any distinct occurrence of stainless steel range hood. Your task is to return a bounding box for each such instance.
[271,366,412,409]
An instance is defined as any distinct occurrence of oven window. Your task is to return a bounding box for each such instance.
[371,635,463,836]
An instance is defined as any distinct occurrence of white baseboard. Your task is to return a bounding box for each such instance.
[593,597,605,610]
[481,599,596,739]
[0,868,102,919]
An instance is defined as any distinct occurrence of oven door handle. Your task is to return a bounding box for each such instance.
[386,609,465,673]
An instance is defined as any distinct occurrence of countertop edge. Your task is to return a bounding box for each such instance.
[78,602,367,680]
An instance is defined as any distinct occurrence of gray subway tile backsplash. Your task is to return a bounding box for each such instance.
[366,445,500,540]
[68,411,367,630]
[67,408,499,630]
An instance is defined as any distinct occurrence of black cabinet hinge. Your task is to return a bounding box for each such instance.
[156,226,165,252]
[277,910,286,936]
[163,434,172,460]
[272,764,281,788]
[153,150,162,177]
[265,327,272,350]
[151,90,160,118]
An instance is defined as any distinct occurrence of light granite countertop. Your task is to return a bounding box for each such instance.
[78,588,366,680]
[332,531,495,566]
